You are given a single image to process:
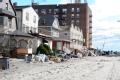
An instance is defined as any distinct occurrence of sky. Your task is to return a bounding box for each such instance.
[11,0,120,51]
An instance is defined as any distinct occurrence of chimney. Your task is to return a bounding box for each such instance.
[13,2,17,6]
[75,0,81,3]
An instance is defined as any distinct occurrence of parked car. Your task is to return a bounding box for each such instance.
[55,50,66,58]
[55,50,71,59]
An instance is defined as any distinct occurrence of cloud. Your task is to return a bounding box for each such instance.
[59,0,70,4]
[89,0,120,51]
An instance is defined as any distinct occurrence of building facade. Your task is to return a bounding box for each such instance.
[14,6,39,33]
[0,0,34,55]
[60,24,83,51]
[39,14,62,50]
[32,3,92,48]
[0,0,17,49]
[39,14,60,38]
[0,0,16,34]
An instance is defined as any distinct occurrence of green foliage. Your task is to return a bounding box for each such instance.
[43,44,51,53]
[0,44,10,57]
[36,44,53,55]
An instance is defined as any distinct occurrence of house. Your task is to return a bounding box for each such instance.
[39,14,60,38]
[14,6,39,34]
[14,6,40,53]
[39,14,63,50]
[0,0,16,33]
[60,24,84,51]
[14,5,53,54]
[0,1,38,57]
[0,0,17,54]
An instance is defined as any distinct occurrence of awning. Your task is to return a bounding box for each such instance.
[0,8,15,17]
[52,37,71,42]
[8,30,34,38]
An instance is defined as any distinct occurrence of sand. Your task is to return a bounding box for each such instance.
[0,56,120,80]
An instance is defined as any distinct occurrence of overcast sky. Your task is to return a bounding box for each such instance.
[12,0,120,51]
[90,0,120,51]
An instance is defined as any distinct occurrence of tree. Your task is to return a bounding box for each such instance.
[36,44,53,55]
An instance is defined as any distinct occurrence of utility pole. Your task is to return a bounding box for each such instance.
[102,41,105,51]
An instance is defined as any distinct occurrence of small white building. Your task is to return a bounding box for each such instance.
[15,6,39,33]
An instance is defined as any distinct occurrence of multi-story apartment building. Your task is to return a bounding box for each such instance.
[32,3,92,48]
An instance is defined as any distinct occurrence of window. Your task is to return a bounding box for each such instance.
[89,15,92,17]
[64,33,67,35]
[62,21,66,26]
[55,15,58,17]
[41,19,46,25]
[71,8,74,12]
[62,15,67,17]
[9,19,12,28]
[71,20,74,23]
[62,15,67,20]
[26,12,29,21]
[26,27,29,33]
[54,9,59,14]
[62,9,67,14]
[41,9,46,14]
[6,3,8,10]
[76,14,80,17]
[89,20,92,23]
[22,24,25,32]
[23,26,27,33]
[33,28,36,33]
[33,16,36,23]
[48,9,52,13]
[77,8,80,12]
[76,20,80,25]
[18,40,28,48]
[71,14,74,18]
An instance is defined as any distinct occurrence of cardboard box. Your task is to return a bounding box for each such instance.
[16,48,28,55]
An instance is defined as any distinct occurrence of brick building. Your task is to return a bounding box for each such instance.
[32,3,92,48]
